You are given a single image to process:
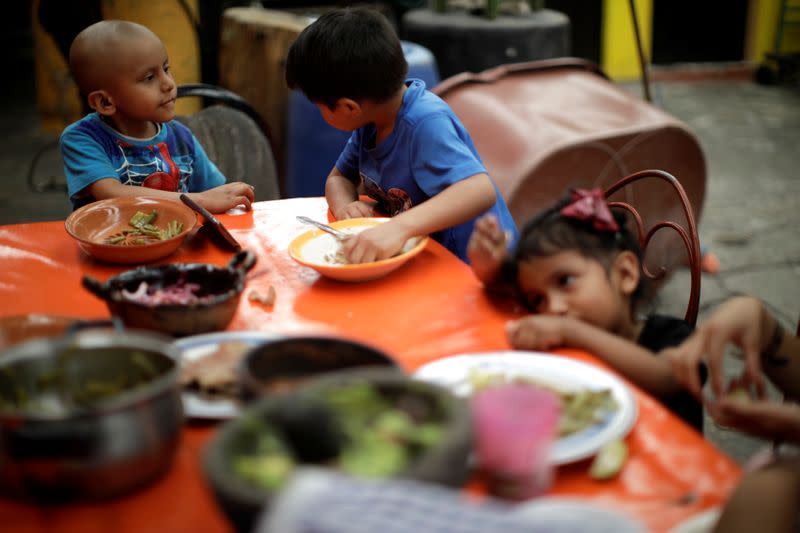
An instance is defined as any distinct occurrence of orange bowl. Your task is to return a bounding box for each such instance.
[288,218,428,282]
[65,196,198,264]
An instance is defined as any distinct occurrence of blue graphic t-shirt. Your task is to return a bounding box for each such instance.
[335,79,518,263]
[60,113,225,210]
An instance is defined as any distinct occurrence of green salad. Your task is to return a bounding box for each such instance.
[232,383,445,490]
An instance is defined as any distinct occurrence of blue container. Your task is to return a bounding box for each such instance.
[401,40,440,90]
[285,41,441,198]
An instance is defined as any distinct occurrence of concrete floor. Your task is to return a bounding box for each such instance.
[637,79,800,462]
[1,64,799,463]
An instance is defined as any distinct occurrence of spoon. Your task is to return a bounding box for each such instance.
[296,216,350,241]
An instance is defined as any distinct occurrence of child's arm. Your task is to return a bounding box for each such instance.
[506,315,681,398]
[467,214,509,285]
[88,178,254,213]
[343,173,497,263]
[712,457,800,533]
[325,168,373,220]
[667,296,800,400]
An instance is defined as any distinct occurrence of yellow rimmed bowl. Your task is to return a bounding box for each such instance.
[288,217,428,282]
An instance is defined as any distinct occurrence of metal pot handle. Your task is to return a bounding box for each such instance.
[227,249,256,276]
[82,275,112,301]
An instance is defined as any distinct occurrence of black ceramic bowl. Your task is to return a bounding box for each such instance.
[238,335,399,399]
[82,250,255,337]
[203,368,474,532]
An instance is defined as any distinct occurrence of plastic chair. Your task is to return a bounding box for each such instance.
[604,169,701,326]
[175,84,281,201]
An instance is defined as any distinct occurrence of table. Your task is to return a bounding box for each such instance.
[0,197,740,532]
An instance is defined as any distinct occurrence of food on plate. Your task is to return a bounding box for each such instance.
[180,341,251,397]
[588,438,628,480]
[320,227,363,265]
[104,210,184,245]
[248,286,276,306]
[323,243,350,265]
[313,227,420,265]
[467,368,619,437]
[231,383,445,491]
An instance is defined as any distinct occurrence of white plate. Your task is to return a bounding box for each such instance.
[667,508,721,533]
[513,497,647,532]
[173,331,282,419]
[413,351,638,464]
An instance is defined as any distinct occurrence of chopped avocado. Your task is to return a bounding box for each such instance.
[589,439,628,480]
[233,454,294,490]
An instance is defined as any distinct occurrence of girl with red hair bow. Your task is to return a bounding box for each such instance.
[467,188,704,431]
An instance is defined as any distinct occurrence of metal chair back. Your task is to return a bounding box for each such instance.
[604,169,701,326]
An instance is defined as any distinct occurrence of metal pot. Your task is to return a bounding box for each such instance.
[0,326,183,502]
[82,250,256,337]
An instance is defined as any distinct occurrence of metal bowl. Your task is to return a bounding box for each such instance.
[82,250,256,337]
[0,327,183,502]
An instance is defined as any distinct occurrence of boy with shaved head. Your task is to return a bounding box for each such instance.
[61,20,254,212]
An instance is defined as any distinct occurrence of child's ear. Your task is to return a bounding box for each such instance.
[87,90,115,116]
[336,97,361,117]
[612,250,641,297]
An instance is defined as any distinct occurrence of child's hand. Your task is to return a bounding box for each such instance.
[708,396,800,444]
[342,220,411,264]
[336,200,374,220]
[505,315,567,350]
[467,214,508,284]
[665,296,768,401]
[196,182,255,213]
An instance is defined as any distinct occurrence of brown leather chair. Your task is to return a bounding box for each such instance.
[604,169,701,326]
[433,58,706,280]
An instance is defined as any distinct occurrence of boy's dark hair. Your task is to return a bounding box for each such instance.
[285,7,408,109]
[505,192,648,310]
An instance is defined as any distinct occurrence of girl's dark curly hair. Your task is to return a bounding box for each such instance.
[504,193,648,311]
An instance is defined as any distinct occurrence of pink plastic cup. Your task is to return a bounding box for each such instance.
[471,383,561,500]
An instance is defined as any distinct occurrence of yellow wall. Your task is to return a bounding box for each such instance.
[32,0,82,134]
[602,0,653,81]
[602,0,800,80]
[33,0,201,135]
[746,0,800,61]
[102,0,201,117]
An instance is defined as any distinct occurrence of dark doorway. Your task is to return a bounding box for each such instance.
[546,0,603,64]
[652,0,748,64]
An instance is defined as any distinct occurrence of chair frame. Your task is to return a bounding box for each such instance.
[604,169,701,326]
[176,83,276,153]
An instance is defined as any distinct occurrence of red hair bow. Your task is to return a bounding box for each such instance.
[559,188,619,232]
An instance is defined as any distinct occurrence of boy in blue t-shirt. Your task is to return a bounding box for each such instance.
[285,7,517,263]
[61,20,255,212]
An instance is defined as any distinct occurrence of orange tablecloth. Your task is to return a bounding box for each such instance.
[0,197,740,532]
